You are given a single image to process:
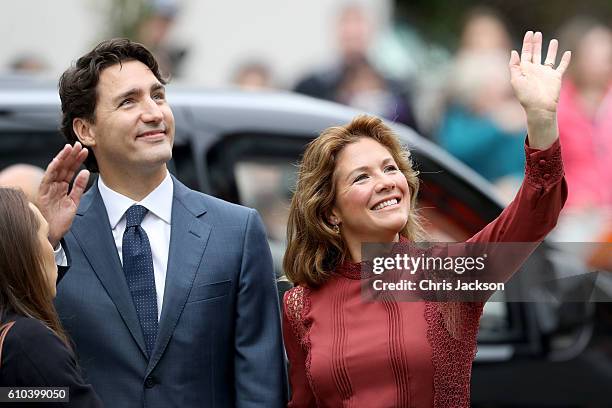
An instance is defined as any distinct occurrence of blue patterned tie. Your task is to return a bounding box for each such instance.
[122,205,158,357]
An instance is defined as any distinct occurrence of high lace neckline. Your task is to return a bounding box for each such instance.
[335,259,364,280]
[335,235,410,280]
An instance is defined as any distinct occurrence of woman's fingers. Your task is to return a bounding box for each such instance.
[544,39,559,67]
[509,49,520,66]
[532,31,542,65]
[521,31,534,64]
[508,50,522,80]
[556,51,572,75]
[521,31,565,69]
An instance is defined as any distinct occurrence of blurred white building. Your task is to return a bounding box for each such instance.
[0,0,391,88]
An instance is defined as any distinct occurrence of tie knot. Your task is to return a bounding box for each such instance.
[125,205,148,228]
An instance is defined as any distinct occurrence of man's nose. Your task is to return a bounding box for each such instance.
[141,97,163,123]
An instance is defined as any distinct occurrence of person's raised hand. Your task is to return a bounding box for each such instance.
[38,142,90,248]
[509,31,571,148]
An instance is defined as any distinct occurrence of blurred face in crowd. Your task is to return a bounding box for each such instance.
[575,26,612,89]
[337,6,373,60]
[30,203,57,297]
[461,14,511,52]
[78,60,175,177]
[0,164,44,205]
[331,138,410,252]
[233,65,271,90]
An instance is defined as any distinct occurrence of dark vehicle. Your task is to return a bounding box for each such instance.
[1,79,610,407]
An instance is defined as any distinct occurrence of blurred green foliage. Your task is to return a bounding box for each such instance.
[107,0,154,39]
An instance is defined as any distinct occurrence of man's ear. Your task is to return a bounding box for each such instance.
[72,118,96,147]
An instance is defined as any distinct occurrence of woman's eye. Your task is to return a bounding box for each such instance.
[384,165,398,172]
[354,174,368,183]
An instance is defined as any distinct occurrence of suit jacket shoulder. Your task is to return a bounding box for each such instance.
[172,176,255,224]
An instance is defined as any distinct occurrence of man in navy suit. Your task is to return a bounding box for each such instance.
[38,38,286,407]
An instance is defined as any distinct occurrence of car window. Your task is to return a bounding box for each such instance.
[0,130,65,170]
[235,160,294,243]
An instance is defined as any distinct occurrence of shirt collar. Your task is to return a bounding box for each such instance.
[98,172,173,229]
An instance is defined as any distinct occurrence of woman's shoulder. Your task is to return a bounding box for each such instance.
[284,285,307,310]
[282,286,313,344]
[0,315,103,406]
[3,315,62,349]
[2,314,72,374]
[283,285,312,322]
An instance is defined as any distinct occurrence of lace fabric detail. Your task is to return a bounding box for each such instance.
[287,251,484,407]
[424,302,484,408]
[335,261,362,280]
[335,236,413,280]
[285,286,309,344]
[284,286,321,407]
[525,141,564,188]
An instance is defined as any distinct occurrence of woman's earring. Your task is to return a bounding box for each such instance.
[333,224,340,234]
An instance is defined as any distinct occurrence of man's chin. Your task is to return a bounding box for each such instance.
[128,152,173,173]
[142,145,173,163]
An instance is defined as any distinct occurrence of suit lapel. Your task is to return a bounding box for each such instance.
[72,183,148,358]
[147,177,210,374]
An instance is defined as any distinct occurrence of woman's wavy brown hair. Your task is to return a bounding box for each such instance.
[284,115,424,287]
[0,188,71,347]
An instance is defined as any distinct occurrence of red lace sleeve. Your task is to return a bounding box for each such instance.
[467,137,567,244]
[425,302,483,408]
[432,138,566,336]
[283,287,316,407]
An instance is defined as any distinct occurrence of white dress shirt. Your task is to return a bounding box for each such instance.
[55,172,173,321]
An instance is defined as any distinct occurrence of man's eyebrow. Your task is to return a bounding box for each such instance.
[113,88,141,104]
[151,83,165,93]
[113,83,165,104]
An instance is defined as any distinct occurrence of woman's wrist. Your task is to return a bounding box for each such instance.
[526,110,559,150]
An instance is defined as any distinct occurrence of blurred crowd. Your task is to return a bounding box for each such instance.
[3,2,612,248]
[234,4,612,251]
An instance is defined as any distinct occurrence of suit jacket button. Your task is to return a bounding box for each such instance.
[144,376,156,388]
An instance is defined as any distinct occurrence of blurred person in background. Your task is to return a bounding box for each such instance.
[437,7,526,201]
[552,17,612,245]
[459,7,513,53]
[0,188,102,407]
[334,56,416,125]
[135,0,188,78]
[231,60,274,90]
[0,164,45,205]
[8,54,47,74]
[293,3,419,130]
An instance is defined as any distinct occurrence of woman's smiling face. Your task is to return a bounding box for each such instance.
[330,137,411,250]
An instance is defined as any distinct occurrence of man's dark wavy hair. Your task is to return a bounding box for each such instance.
[58,38,167,172]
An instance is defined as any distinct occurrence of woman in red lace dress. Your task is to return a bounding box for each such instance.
[282,31,571,407]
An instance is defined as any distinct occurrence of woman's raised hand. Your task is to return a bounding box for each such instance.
[509,31,571,149]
